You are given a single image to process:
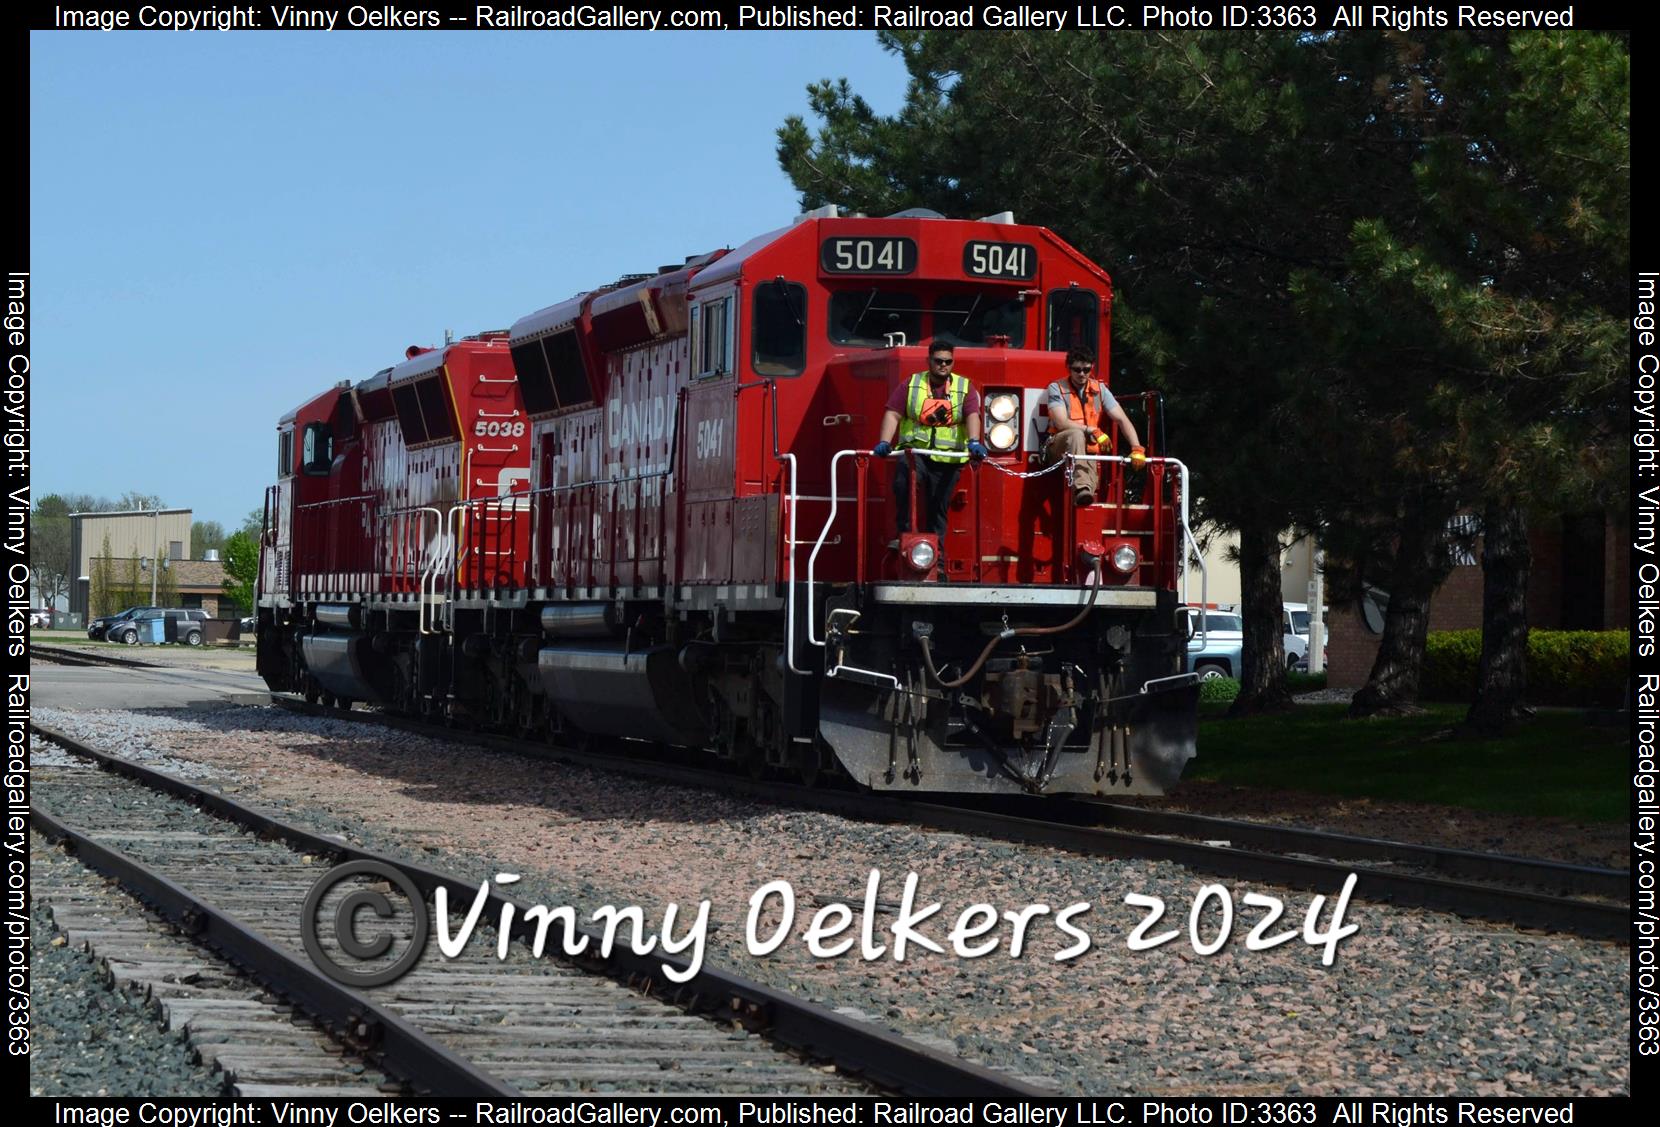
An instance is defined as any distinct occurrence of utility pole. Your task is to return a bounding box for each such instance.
[1308,548,1326,675]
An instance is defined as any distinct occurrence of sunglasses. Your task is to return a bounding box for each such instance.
[1069,366,1093,374]
[930,356,954,365]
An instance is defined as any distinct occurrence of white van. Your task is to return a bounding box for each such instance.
[1283,603,1328,671]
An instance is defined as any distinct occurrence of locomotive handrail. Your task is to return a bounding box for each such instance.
[803,448,863,650]
[1069,452,1208,632]
[289,494,376,599]
[782,451,805,674]
[292,493,376,509]
[369,504,444,601]
[516,466,676,496]
[418,506,447,634]
[789,448,1204,674]
[735,376,783,460]
[516,468,676,593]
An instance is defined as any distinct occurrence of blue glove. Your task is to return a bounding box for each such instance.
[967,440,988,460]
[872,441,892,458]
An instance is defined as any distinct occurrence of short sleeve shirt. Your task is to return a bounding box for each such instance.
[1045,379,1119,421]
[886,373,982,419]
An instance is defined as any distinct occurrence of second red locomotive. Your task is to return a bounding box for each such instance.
[257,207,1201,795]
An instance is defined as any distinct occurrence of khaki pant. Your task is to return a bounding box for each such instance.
[1043,428,1100,498]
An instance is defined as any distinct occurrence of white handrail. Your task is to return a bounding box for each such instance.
[416,506,449,635]
[787,448,1202,671]
[804,449,859,648]
[1069,452,1206,640]
[782,453,805,674]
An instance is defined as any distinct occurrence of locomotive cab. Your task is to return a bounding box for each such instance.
[738,212,1200,795]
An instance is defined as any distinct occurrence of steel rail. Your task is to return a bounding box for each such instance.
[257,700,1627,943]
[32,643,168,669]
[31,721,1047,1098]
[1026,798,1630,900]
[30,803,521,1097]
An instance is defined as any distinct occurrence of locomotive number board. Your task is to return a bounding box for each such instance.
[820,236,917,275]
[963,240,1037,280]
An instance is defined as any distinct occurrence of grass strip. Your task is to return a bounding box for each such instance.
[1191,702,1625,823]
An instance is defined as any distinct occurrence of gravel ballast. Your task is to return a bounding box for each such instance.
[30,705,1629,1096]
[28,844,223,1097]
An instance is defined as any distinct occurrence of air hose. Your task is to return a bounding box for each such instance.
[918,558,1104,689]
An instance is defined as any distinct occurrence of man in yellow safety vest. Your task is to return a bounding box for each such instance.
[872,339,986,536]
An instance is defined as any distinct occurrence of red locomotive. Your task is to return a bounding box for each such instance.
[257,207,1201,795]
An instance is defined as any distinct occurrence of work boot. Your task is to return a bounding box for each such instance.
[1074,489,1095,507]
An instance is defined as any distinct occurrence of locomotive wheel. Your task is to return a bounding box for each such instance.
[390,662,415,714]
[303,685,320,706]
[321,692,338,709]
[793,742,823,788]
[336,698,354,712]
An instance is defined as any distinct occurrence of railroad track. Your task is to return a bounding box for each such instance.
[258,698,1630,942]
[31,643,167,669]
[30,723,1050,1097]
[31,830,401,1097]
[30,648,1628,941]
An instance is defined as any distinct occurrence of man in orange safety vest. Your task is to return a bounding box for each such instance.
[1042,345,1145,507]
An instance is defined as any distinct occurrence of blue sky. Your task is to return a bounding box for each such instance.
[29,32,908,531]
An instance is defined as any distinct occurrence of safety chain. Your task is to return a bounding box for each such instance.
[981,458,1071,482]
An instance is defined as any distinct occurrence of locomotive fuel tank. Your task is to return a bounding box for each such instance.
[299,631,383,705]
[536,643,711,746]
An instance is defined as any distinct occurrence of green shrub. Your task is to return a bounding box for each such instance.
[1422,629,1629,706]
[1196,672,1321,705]
[1199,676,1241,703]
[1287,670,1328,693]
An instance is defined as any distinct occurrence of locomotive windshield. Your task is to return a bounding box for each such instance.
[932,291,1026,348]
[828,289,923,347]
[828,287,1030,349]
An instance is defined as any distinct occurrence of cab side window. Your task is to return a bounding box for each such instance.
[301,422,333,475]
[1047,288,1100,354]
[752,281,807,377]
[693,294,735,378]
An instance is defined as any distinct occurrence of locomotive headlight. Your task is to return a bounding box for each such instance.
[987,421,1019,452]
[1110,544,1139,574]
[908,539,937,572]
[986,393,1019,423]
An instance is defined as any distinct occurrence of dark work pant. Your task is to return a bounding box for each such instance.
[892,453,963,537]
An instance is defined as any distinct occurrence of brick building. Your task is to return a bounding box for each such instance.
[69,509,235,621]
[84,556,235,618]
[1325,511,1629,688]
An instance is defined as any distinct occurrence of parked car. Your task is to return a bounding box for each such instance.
[1283,602,1328,672]
[28,608,53,629]
[88,605,159,641]
[1180,606,1244,681]
[1182,604,1327,677]
[106,608,209,647]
